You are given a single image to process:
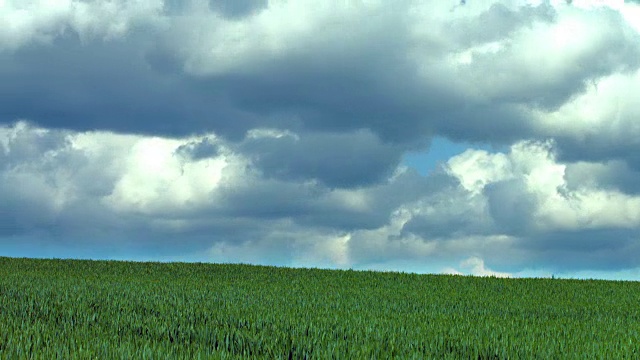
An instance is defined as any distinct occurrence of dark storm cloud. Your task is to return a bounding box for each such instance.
[212,179,369,230]
[522,228,635,253]
[238,130,404,188]
[0,186,56,237]
[564,160,640,195]
[212,179,317,220]
[208,0,268,18]
[3,1,639,152]
[163,1,639,152]
[485,179,538,235]
[0,125,119,238]
[293,168,457,231]
[515,228,640,271]
[206,165,448,232]
[163,0,268,17]
[0,122,70,170]
[554,134,640,173]
[436,104,533,144]
[0,125,73,236]
[0,1,524,145]
[195,34,436,144]
[0,35,261,139]
[400,182,495,239]
[174,137,221,160]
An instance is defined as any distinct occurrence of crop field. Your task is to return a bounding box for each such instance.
[0,257,639,359]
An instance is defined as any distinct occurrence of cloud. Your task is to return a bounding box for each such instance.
[533,69,640,169]
[443,256,512,277]
[0,0,163,50]
[238,129,404,188]
[564,160,640,195]
[175,137,221,161]
[207,0,268,19]
[2,1,640,278]
[399,184,495,239]
[447,141,640,271]
[3,0,638,147]
[0,121,432,255]
[3,119,640,275]
[461,142,640,231]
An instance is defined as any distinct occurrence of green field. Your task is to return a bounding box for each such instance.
[0,257,638,359]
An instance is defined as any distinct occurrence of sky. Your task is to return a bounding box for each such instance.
[2,0,640,280]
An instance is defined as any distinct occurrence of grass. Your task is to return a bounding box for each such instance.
[0,256,639,359]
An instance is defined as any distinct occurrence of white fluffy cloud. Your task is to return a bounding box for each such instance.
[443,256,512,278]
[445,141,640,232]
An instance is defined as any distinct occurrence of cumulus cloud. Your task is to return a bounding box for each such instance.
[444,141,640,271]
[0,122,433,261]
[3,120,640,275]
[443,141,640,234]
[443,257,512,278]
[532,69,640,168]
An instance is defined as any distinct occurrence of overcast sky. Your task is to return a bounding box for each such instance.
[2,0,640,280]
